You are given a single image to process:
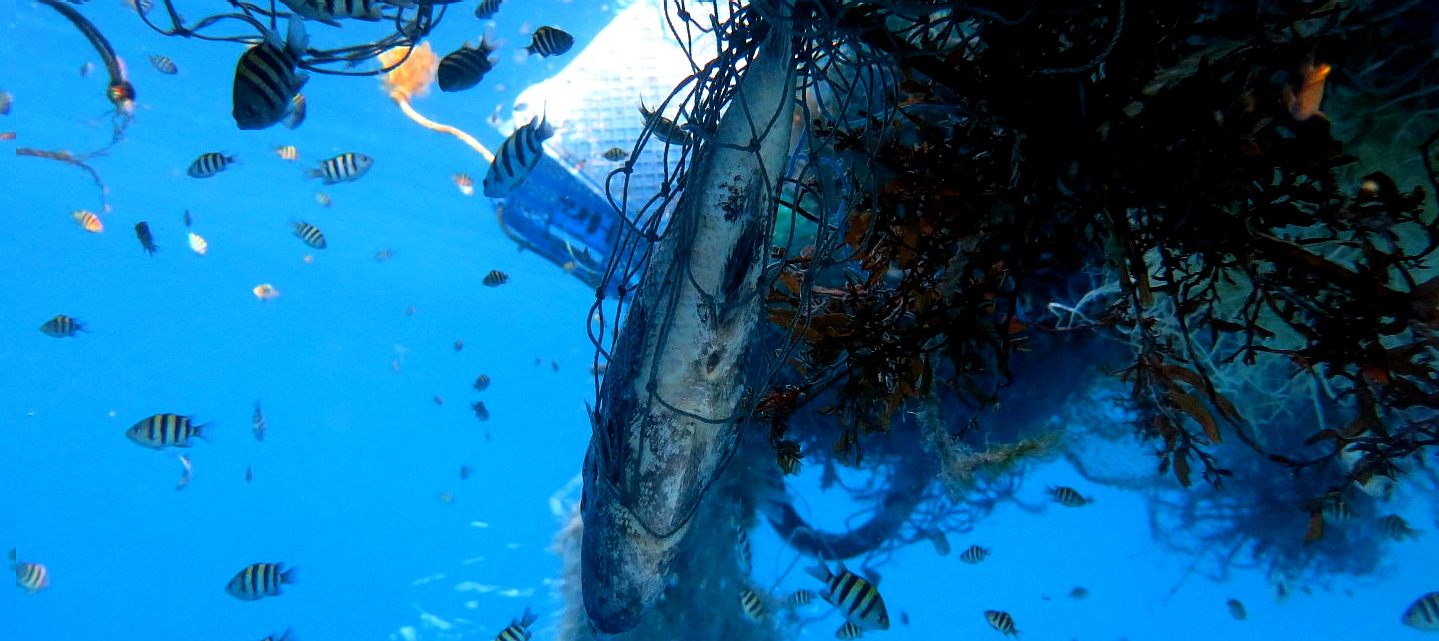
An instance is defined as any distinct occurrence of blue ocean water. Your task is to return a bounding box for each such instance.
[2,2,1436,641]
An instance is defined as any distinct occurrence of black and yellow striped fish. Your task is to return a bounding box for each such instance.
[806,562,889,630]
[275,145,299,161]
[437,38,497,92]
[638,101,692,146]
[1404,592,1439,631]
[493,606,538,641]
[39,314,85,337]
[188,152,238,178]
[835,621,863,640]
[525,26,574,57]
[1378,514,1419,541]
[225,562,297,601]
[126,413,207,449]
[9,549,50,593]
[960,544,989,564]
[473,0,501,19]
[482,270,510,287]
[482,114,554,197]
[233,18,309,130]
[293,221,327,249]
[601,147,628,162]
[473,373,491,391]
[984,610,1018,636]
[148,54,178,74]
[1048,485,1088,507]
[308,152,374,184]
[285,0,384,23]
[786,589,815,608]
[739,588,765,621]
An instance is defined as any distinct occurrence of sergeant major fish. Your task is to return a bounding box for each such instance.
[293,221,327,248]
[127,413,208,448]
[226,562,297,600]
[1404,592,1439,631]
[8,549,49,593]
[984,610,1018,637]
[188,152,237,178]
[638,101,691,146]
[40,314,85,337]
[148,54,178,74]
[493,606,538,641]
[525,26,574,57]
[1048,485,1089,507]
[473,0,501,19]
[308,152,373,184]
[806,562,889,630]
[233,18,309,130]
[483,113,553,197]
[437,37,497,92]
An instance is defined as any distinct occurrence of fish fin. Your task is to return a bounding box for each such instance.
[282,565,298,584]
[519,606,538,627]
[285,16,310,54]
[192,423,211,442]
[227,155,240,164]
[804,563,830,583]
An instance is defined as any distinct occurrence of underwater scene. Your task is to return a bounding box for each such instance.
[4,1,1439,640]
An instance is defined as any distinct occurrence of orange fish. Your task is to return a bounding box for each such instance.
[253,283,280,301]
[1291,61,1330,121]
[72,209,103,233]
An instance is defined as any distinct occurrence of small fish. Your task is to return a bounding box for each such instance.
[252,400,266,441]
[374,248,394,262]
[0,91,9,115]
[550,360,559,372]
[984,610,1017,637]
[1048,485,1089,507]
[149,54,178,74]
[1378,514,1419,541]
[176,454,193,490]
[639,101,691,146]
[245,466,254,482]
[777,441,802,475]
[126,413,208,449]
[9,549,49,593]
[259,629,293,641]
[736,528,752,572]
[473,374,491,391]
[188,152,238,178]
[39,314,85,337]
[459,465,472,480]
[183,210,193,227]
[1291,61,1330,122]
[433,395,445,406]
[72,209,103,233]
[483,270,510,287]
[473,0,501,19]
[601,147,628,162]
[438,492,454,504]
[786,589,815,608]
[127,0,154,14]
[225,562,297,601]
[275,145,299,161]
[807,562,889,630]
[1403,592,1439,631]
[437,38,498,92]
[1226,598,1246,621]
[959,544,989,564]
[494,606,538,641]
[740,588,765,621]
[233,18,309,130]
[1069,586,1089,600]
[453,339,464,351]
[188,232,208,255]
[282,93,307,129]
[308,152,374,184]
[471,401,490,421]
[315,192,332,207]
[1322,495,1353,523]
[253,283,281,300]
[293,221,327,249]
[482,113,554,197]
[134,221,157,255]
[0,131,13,141]
[835,621,863,640]
[80,61,94,77]
[526,26,575,57]
[279,0,384,23]
[453,172,475,196]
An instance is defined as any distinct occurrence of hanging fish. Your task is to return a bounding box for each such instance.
[1403,592,1439,631]
[493,606,538,641]
[806,562,889,630]
[453,172,475,195]
[39,314,85,337]
[253,283,281,300]
[225,562,297,601]
[473,0,501,19]
[984,610,1017,637]
[473,374,491,391]
[126,413,208,449]
[739,588,765,621]
[482,270,509,287]
[233,18,309,130]
[275,145,299,161]
[148,54,178,74]
[282,93,307,129]
[188,231,208,255]
[308,152,374,184]
[72,209,103,233]
[188,152,238,178]
[470,401,490,421]
[252,400,266,442]
[483,113,553,197]
[437,37,498,92]
[134,221,157,255]
[601,147,628,162]
[8,549,49,593]
[526,26,574,57]
[959,544,989,564]
[1048,485,1089,507]
[293,221,327,248]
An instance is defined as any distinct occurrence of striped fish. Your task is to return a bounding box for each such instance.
[1378,514,1419,541]
[134,221,157,255]
[453,172,474,195]
[72,209,103,233]
[283,93,307,129]
[225,562,297,601]
[601,147,627,162]
[437,38,497,92]
[471,401,490,421]
[739,588,765,621]
[1048,485,1088,507]
[1404,592,1439,631]
[233,17,309,130]
[308,152,374,184]
[0,91,9,115]
[473,374,491,391]
[638,102,691,146]
[984,610,1017,637]
[9,549,49,593]
[525,26,574,57]
[252,400,266,442]
[280,0,383,23]
[126,413,207,449]
[39,314,85,337]
[785,589,815,607]
[473,0,501,19]
[483,113,554,197]
[275,145,299,161]
[835,621,863,640]
[736,527,751,572]
[149,54,178,74]
[188,232,208,255]
[1322,495,1353,523]
[293,221,327,249]
[494,606,538,641]
[482,270,509,287]
[806,562,889,630]
[959,544,989,564]
[188,152,237,178]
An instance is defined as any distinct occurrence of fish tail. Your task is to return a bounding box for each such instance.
[519,606,538,627]
[282,565,298,584]
[193,423,211,442]
[804,562,830,583]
